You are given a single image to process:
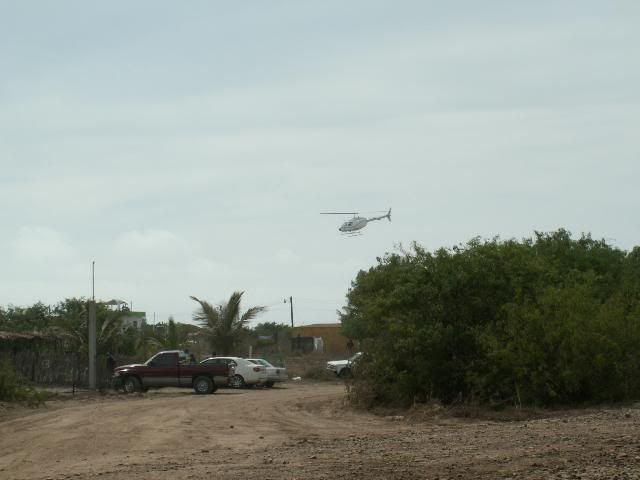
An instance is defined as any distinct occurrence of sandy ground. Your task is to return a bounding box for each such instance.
[1,382,639,480]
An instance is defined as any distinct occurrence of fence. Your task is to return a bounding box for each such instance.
[0,334,139,388]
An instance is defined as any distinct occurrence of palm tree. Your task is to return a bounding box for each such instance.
[134,325,158,362]
[190,291,266,356]
[51,298,123,354]
[148,317,182,350]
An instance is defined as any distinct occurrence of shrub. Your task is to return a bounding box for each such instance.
[0,358,48,406]
[341,230,640,407]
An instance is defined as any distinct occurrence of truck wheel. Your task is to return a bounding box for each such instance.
[265,381,274,388]
[123,376,141,393]
[193,376,214,395]
[229,374,245,389]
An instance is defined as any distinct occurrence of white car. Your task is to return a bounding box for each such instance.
[326,352,362,378]
[200,357,267,388]
[246,359,288,388]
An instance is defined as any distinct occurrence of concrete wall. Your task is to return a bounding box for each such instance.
[121,312,146,330]
[291,324,351,355]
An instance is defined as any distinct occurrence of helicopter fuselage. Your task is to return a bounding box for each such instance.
[338,216,368,232]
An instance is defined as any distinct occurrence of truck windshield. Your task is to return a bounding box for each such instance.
[146,353,177,367]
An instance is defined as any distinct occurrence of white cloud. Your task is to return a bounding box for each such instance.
[187,257,227,276]
[275,248,301,264]
[13,226,73,261]
[115,229,184,253]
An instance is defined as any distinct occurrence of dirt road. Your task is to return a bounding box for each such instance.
[1,382,639,480]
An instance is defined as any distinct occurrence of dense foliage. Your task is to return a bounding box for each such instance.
[0,302,53,332]
[0,299,130,355]
[1,297,278,361]
[341,230,640,407]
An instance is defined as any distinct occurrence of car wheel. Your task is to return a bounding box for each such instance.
[265,381,274,388]
[338,368,352,379]
[193,376,214,395]
[123,376,141,393]
[229,374,245,389]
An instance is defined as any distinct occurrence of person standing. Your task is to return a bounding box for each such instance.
[106,353,116,375]
[105,353,117,390]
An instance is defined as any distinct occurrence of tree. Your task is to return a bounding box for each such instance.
[50,298,124,355]
[149,316,181,350]
[132,323,158,361]
[251,322,291,339]
[340,230,640,407]
[0,302,52,332]
[190,291,266,356]
[249,322,291,349]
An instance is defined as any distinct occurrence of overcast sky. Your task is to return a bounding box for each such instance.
[1,1,638,327]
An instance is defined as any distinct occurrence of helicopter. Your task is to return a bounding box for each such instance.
[321,208,392,236]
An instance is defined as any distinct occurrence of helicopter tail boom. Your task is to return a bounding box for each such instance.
[366,208,392,223]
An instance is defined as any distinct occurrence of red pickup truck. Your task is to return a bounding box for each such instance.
[113,350,233,394]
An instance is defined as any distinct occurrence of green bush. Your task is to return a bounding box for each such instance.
[341,230,640,407]
[0,358,48,406]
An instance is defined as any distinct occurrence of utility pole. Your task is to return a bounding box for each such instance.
[288,296,294,328]
[88,261,97,390]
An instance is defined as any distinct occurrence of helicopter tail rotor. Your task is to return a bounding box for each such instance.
[386,208,392,222]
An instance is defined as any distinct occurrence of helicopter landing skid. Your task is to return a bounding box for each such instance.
[342,232,363,237]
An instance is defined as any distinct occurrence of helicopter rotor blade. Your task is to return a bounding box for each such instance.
[321,210,385,215]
